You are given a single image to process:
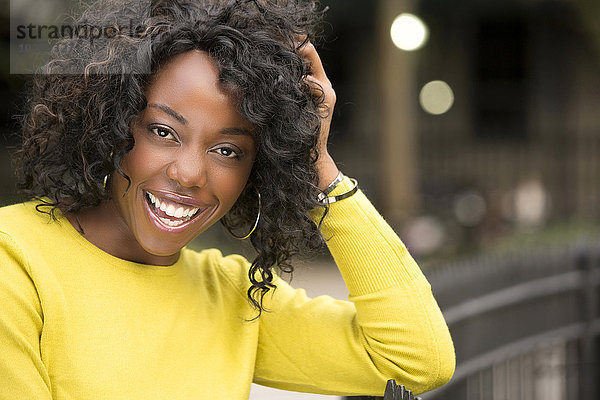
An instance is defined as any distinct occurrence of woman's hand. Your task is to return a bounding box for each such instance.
[298,41,340,191]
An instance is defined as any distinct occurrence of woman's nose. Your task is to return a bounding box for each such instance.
[165,150,207,188]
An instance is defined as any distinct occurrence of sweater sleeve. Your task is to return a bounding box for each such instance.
[0,232,52,400]
[253,178,455,396]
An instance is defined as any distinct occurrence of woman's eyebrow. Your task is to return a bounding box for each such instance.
[148,103,253,138]
[220,127,253,137]
[148,103,188,125]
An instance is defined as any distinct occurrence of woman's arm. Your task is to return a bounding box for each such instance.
[0,232,52,399]
[252,43,454,396]
[254,180,455,396]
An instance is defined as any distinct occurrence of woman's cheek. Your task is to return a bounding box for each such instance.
[213,169,249,207]
[124,142,167,178]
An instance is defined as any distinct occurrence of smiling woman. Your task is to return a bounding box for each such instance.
[1,0,455,399]
[73,51,258,265]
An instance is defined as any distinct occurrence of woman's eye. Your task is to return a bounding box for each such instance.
[149,126,175,140]
[216,147,241,158]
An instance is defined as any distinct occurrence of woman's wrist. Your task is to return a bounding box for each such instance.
[316,153,339,191]
[318,174,358,204]
[314,153,360,205]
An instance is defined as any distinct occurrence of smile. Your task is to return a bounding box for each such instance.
[144,190,204,228]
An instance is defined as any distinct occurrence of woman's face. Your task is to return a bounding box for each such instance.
[110,50,256,261]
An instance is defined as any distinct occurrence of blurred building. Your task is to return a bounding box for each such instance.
[322,0,600,257]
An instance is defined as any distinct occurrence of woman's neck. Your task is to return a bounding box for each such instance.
[65,200,180,266]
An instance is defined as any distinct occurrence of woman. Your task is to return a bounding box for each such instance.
[1,0,454,398]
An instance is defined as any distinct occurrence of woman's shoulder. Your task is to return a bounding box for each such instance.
[0,202,47,271]
[0,200,75,261]
[0,200,38,217]
[0,200,54,237]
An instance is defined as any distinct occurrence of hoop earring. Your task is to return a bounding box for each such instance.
[223,191,261,240]
[103,151,114,191]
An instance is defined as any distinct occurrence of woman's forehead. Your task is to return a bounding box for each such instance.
[145,51,254,133]
[149,51,221,99]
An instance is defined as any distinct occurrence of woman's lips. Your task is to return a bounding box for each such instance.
[143,190,207,230]
[150,190,207,208]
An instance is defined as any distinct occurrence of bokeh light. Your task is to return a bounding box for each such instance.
[402,216,446,256]
[419,80,455,115]
[454,190,487,227]
[390,13,429,51]
[512,179,551,228]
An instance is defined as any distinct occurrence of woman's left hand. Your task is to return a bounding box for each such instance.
[298,40,340,191]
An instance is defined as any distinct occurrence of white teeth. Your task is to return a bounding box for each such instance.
[146,191,202,224]
[166,204,176,217]
[159,217,185,227]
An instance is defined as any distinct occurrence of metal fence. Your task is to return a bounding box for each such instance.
[345,238,600,400]
[426,238,600,400]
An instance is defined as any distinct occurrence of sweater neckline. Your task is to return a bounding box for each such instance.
[48,204,185,276]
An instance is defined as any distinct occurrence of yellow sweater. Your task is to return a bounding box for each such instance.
[0,179,454,399]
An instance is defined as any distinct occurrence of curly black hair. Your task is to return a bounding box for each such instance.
[13,0,330,315]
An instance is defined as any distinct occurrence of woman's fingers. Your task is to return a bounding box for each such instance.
[299,41,324,79]
[297,40,337,179]
[298,41,336,110]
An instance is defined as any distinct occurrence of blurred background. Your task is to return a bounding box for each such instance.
[2,0,600,399]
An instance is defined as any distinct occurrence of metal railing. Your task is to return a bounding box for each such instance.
[425,239,600,400]
[345,238,600,400]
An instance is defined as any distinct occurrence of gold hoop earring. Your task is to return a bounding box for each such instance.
[223,191,261,240]
[103,151,114,190]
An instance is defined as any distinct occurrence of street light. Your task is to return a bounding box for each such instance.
[390,13,429,51]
